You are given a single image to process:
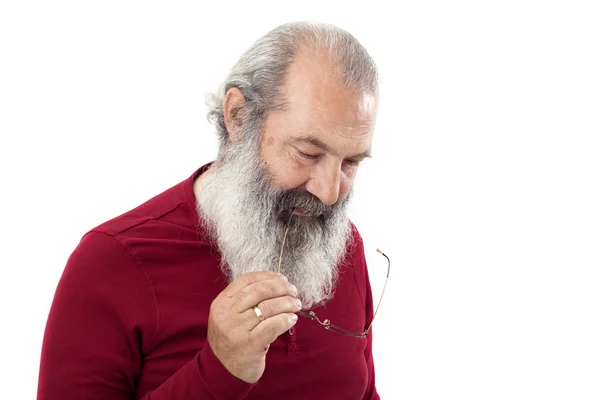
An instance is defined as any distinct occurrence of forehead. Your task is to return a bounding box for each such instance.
[277,50,378,150]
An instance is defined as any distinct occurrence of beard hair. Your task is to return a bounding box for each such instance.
[196,121,353,308]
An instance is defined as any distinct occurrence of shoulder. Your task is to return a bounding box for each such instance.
[63,175,192,285]
[91,178,190,238]
[347,221,367,262]
[63,168,208,287]
[80,170,206,256]
[63,231,143,289]
[341,221,368,289]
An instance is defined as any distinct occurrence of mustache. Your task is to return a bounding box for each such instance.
[274,188,339,219]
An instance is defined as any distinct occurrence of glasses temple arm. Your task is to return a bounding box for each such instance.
[364,249,390,335]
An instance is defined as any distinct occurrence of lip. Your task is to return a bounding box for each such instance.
[292,208,313,217]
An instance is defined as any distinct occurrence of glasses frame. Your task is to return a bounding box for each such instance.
[277,208,390,339]
[296,250,390,339]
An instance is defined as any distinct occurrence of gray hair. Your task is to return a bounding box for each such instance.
[206,21,379,152]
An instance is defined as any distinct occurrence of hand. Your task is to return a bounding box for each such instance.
[207,271,302,383]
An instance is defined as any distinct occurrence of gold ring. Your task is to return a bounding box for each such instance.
[253,305,266,322]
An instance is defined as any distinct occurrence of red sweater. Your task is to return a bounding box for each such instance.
[38,167,379,400]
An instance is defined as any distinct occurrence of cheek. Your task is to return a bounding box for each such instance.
[278,165,312,191]
[343,165,358,181]
[259,135,288,185]
[262,153,311,191]
[339,173,355,199]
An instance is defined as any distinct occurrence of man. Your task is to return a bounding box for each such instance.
[38,21,380,399]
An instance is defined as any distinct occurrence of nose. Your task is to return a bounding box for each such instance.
[305,162,342,206]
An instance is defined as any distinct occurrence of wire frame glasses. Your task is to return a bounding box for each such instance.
[277,209,390,339]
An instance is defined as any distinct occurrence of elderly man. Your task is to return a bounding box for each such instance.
[38,21,381,399]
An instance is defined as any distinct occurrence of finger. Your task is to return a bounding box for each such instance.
[242,296,302,329]
[250,313,298,349]
[233,278,298,312]
[223,271,286,298]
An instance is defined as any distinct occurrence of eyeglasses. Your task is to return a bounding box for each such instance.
[277,209,390,339]
[297,249,389,338]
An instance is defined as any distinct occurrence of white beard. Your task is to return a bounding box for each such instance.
[196,126,352,308]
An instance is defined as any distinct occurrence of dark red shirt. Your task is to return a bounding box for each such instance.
[38,167,379,399]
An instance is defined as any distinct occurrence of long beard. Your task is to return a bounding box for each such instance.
[196,126,352,308]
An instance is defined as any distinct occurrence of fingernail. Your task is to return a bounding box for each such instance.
[291,285,298,297]
[278,274,288,281]
[290,314,298,323]
[295,298,302,308]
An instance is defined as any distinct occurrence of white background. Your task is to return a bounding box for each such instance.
[1,1,599,399]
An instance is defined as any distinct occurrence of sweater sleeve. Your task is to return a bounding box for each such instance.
[37,231,254,400]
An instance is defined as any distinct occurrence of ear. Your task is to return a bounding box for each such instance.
[223,87,246,142]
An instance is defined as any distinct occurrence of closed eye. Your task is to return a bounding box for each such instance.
[297,151,321,160]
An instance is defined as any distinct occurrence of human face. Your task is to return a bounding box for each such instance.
[259,51,378,211]
[197,104,355,307]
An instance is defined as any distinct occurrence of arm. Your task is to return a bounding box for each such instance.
[37,232,254,400]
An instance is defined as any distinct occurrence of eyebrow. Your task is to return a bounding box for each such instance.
[292,136,372,160]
